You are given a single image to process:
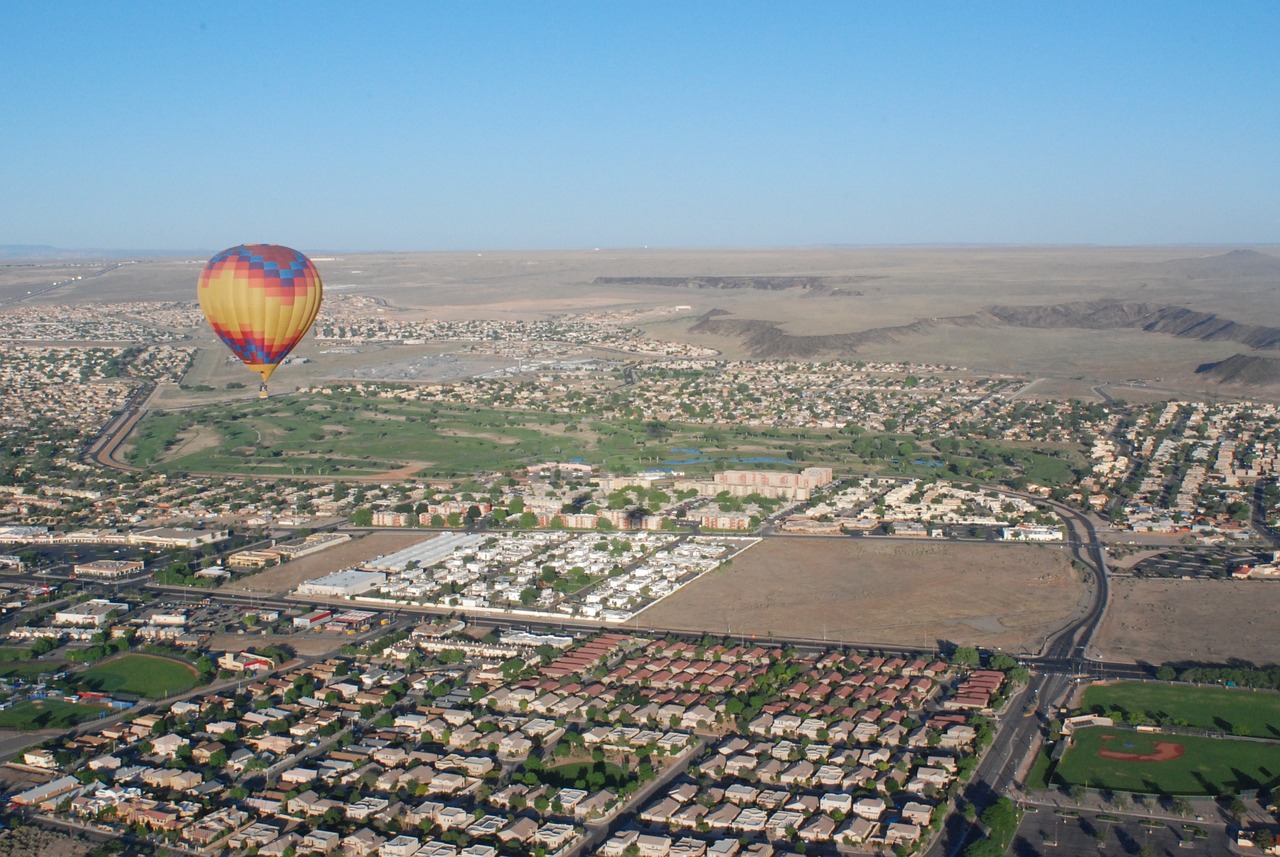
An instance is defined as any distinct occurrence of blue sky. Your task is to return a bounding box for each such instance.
[2,1,1277,251]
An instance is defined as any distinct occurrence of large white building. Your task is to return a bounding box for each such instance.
[131,528,228,549]
[295,570,386,597]
[55,599,128,627]
[1000,525,1064,542]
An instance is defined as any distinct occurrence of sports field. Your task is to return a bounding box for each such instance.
[1083,681,1280,739]
[1055,726,1280,795]
[78,654,199,698]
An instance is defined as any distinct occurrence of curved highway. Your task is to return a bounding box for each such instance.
[1042,502,1110,665]
[81,380,153,472]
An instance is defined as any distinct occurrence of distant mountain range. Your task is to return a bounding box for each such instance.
[1144,248,1280,278]
[593,275,878,296]
[691,299,1280,361]
[1197,353,1280,387]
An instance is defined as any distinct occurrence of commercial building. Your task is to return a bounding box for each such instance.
[55,599,128,627]
[73,560,144,579]
[131,528,228,549]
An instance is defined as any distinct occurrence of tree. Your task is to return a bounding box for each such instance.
[953,645,981,667]
[989,652,1018,671]
[1155,665,1176,681]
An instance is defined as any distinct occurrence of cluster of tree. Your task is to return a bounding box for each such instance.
[254,645,292,667]
[64,633,130,664]
[154,560,219,587]
[17,636,59,658]
[1172,663,1280,690]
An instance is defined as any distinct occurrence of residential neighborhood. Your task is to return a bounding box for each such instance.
[2,623,1002,857]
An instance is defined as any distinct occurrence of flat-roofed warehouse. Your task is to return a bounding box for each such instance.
[296,569,387,597]
[362,533,484,572]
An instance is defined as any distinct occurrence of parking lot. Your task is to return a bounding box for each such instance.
[1011,805,1227,856]
[1129,546,1261,580]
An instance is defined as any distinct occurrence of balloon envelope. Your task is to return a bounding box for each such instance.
[197,244,323,387]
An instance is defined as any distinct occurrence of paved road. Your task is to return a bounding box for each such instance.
[924,678,1046,857]
[924,497,1113,857]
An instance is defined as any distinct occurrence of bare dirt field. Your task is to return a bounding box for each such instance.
[221,531,429,595]
[206,631,344,657]
[638,537,1087,651]
[1095,578,1280,666]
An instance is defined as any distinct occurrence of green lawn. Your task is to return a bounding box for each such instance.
[0,662,61,681]
[0,699,109,730]
[0,647,34,663]
[1027,744,1056,790]
[77,654,198,699]
[1083,681,1280,739]
[1055,726,1280,795]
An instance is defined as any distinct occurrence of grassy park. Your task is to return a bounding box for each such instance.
[0,662,61,681]
[1054,726,1280,795]
[77,654,199,699]
[0,700,109,730]
[1083,681,1280,739]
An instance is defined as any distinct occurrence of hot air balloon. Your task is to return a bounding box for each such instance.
[197,244,324,398]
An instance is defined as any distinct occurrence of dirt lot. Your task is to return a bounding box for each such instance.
[639,537,1086,651]
[206,631,345,657]
[221,531,430,595]
[1095,578,1280,665]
